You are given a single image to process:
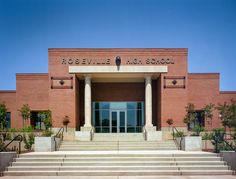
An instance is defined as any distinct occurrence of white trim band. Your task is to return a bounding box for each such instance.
[69,66,168,73]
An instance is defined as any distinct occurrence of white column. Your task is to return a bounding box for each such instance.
[145,76,153,127]
[84,76,92,127]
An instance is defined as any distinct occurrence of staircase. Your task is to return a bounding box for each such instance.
[3,151,233,176]
[59,140,178,151]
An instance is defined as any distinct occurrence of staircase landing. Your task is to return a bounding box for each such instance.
[3,150,233,176]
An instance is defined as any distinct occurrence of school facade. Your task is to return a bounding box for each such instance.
[0,48,236,140]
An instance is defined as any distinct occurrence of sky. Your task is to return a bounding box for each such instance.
[0,0,235,90]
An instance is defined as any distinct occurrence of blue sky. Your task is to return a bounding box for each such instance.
[0,0,235,90]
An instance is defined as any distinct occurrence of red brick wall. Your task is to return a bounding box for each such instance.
[16,74,49,128]
[0,91,17,128]
[92,82,145,101]
[2,48,235,131]
[48,50,76,128]
[0,74,49,129]
[48,48,187,129]
[188,73,236,130]
[159,50,188,128]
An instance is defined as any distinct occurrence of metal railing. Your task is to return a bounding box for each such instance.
[54,127,64,151]
[213,135,236,153]
[90,127,94,141]
[172,126,183,150]
[143,127,147,141]
[0,134,23,154]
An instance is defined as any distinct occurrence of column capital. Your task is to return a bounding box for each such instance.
[144,75,152,79]
[84,75,92,79]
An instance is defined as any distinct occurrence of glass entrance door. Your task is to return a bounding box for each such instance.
[92,102,144,133]
[110,110,126,133]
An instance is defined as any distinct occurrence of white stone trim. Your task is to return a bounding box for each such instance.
[69,66,168,73]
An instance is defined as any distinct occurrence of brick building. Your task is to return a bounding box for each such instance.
[0,48,236,140]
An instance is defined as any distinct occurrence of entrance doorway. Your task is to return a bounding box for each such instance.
[92,102,144,133]
[111,110,126,133]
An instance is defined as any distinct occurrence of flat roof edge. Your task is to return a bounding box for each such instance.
[220,91,236,94]
[48,48,188,52]
[188,73,220,75]
[16,73,48,76]
[0,90,16,93]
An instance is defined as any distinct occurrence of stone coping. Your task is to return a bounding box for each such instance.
[20,150,215,155]
[1,176,236,179]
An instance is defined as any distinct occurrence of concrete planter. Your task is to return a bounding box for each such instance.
[181,136,202,151]
[202,140,214,151]
[34,136,55,152]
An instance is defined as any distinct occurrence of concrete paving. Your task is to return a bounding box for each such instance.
[21,150,215,155]
[1,176,236,179]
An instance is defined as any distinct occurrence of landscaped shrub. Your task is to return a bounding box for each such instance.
[191,125,205,136]
[7,128,18,132]
[23,133,35,150]
[42,130,53,137]
[202,132,213,140]
[172,131,185,138]
[20,126,34,132]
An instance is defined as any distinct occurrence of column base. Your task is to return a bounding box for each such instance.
[75,126,93,141]
[144,126,162,141]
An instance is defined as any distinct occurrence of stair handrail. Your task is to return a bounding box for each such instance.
[90,127,94,141]
[0,134,23,154]
[54,127,64,151]
[213,135,236,153]
[143,127,147,141]
[172,126,182,150]
[222,139,236,152]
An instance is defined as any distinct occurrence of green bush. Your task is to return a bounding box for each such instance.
[173,131,185,138]
[5,133,12,140]
[20,126,34,132]
[23,133,35,150]
[191,125,205,136]
[0,137,4,151]
[42,130,53,137]
[202,132,213,140]
[7,128,18,132]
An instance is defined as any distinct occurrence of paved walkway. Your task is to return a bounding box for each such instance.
[21,150,215,155]
[1,176,236,179]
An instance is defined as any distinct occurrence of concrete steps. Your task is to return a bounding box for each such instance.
[3,152,233,176]
[59,140,178,151]
[92,133,144,141]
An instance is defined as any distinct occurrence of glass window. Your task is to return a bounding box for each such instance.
[95,111,100,127]
[100,102,109,109]
[31,111,46,130]
[127,102,137,109]
[92,101,144,133]
[6,112,11,128]
[188,110,205,130]
[110,102,126,109]
[101,111,109,127]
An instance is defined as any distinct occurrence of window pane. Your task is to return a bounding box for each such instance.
[127,110,136,127]
[95,111,100,127]
[110,102,126,109]
[102,111,109,127]
[127,102,137,109]
[111,112,117,127]
[100,102,109,109]
[6,112,11,128]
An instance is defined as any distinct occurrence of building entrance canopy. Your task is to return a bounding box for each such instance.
[69,65,167,138]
